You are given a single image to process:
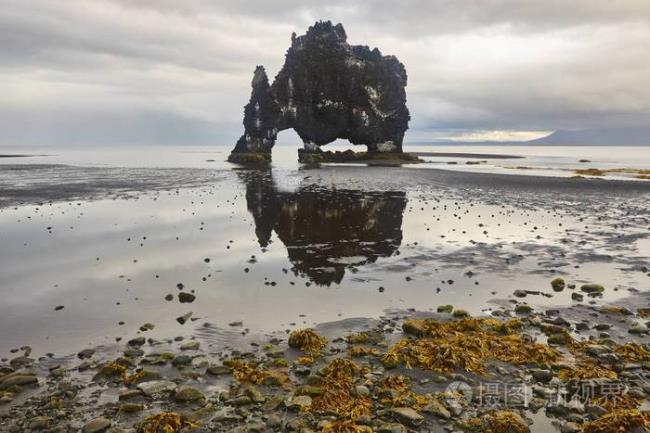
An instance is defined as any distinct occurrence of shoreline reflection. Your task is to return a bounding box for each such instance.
[239,170,407,285]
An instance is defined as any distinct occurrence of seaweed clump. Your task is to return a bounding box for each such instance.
[466,410,530,433]
[96,360,147,384]
[557,361,617,381]
[613,343,650,362]
[318,420,371,433]
[382,318,559,374]
[223,359,289,386]
[581,409,650,433]
[376,375,431,409]
[289,328,328,363]
[136,412,197,433]
[574,167,650,178]
[311,358,371,420]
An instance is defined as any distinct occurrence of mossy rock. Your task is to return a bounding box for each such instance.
[599,305,632,315]
[580,284,605,294]
[295,385,325,396]
[227,152,272,164]
[402,319,426,336]
[515,304,533,315]
[550,277,566,292]
[297,149,422,165]
[547,333,570,345]
[173,386,205,403]
[452,309,470,318]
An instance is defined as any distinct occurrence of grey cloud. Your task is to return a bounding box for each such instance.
[0,107,239,146]
[1,0,649,145]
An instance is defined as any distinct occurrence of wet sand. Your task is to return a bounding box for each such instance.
[411,152,524,159]
[0,161,649,432]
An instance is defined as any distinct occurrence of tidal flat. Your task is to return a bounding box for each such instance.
[1,148,649,432]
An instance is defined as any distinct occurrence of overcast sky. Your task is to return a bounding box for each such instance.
[2,0,650,146]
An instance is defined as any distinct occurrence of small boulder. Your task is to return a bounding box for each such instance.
[82,417,111,433]
[422,400,451,419]
[180,341,200,351]
[390,407,424,427]
[137,380,177,397]
[173,386,204,403]
[286,395,312,411]
[127,337,146,347]
[0,373,38,390]
[178,292,196,303]
[580,284,604,294]
[551,278,566,292]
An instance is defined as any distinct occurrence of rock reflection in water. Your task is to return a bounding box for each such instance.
[239,170,407,285]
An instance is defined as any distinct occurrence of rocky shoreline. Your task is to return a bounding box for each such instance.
[2,279,649,433]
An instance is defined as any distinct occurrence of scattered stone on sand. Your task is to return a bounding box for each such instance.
[77,348,95,359]
[178,292,196,303]
[551,277,566,292]
[286,395,312,411]
[176,312,192,325]
[580,283,605,294]
[0,373,38,389]
[139,322,155,332]
[137,380,177,397]
[391,407,424,427]
[2,301,649,433]
[207,365,230,376]
[119,402,144,413]
[173,386,204,403]
[128,337,146,346]
[180,340,200,351]
[515,304,533,314]
[422,400,451,419]
[82,417,111,433]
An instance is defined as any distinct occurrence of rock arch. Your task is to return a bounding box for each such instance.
[228,21,410,163]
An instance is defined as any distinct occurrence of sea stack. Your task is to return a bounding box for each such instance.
[229,21,410,163]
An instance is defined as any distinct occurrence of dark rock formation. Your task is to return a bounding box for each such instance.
[229,21,410,162]
[240,170,406,285]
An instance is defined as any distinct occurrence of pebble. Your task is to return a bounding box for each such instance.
[178,292,196,303]
[173,386,204,403]
[127,337,146,346]
[137,380,177,397]
[29,416,52,430]
[77,348,95,359]
[377,423,407,433]
[207,365,230,375]
[286,395,312,411]
[176,312,192,324]
[422,400,451,419]
[180,341,200,351]
[390,407,424,426]
[172,354,192,367]
[580,284,604,293]
[119,402,144,413]
[0,373,38,389]
[82,417,111,433]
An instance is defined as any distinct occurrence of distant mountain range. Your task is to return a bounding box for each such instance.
[528,126,650,145]
[408,126,650,146]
